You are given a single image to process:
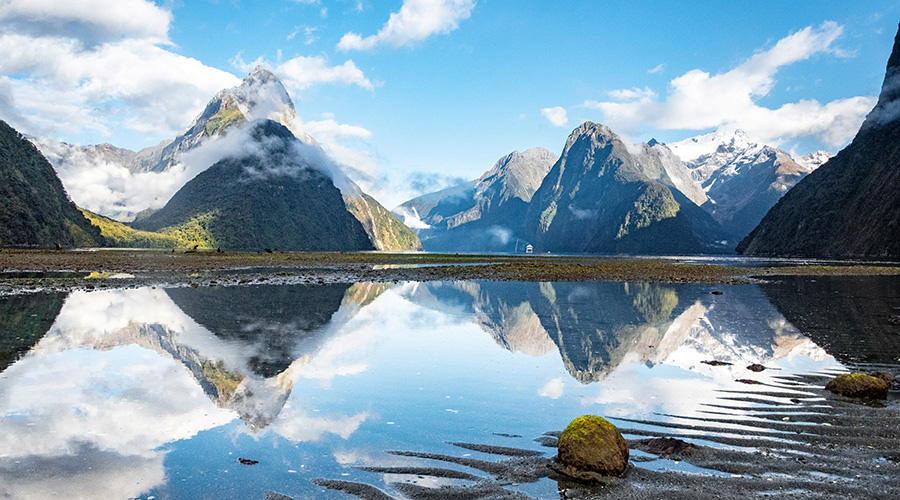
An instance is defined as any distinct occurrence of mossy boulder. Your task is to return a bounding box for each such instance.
[825,373,890,399]
[555,415,629,480]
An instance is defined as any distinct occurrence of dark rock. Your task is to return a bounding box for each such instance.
[747,363,766,372]
[633,437,700,459]
[736,379,762,385]
[238,457,259,465]
[264,492,295,500]
[825,373,889,399]
[554,415,629,480]
[701,360,732,366]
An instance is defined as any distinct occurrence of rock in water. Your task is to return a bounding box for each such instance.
[825,373,889,399]
[556,415,629,479]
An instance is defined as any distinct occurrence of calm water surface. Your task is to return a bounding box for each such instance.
[1,277,898,499]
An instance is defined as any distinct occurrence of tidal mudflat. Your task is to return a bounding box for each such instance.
[0,253,898,499]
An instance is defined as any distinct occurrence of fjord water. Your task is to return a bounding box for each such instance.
[0,277,898,499]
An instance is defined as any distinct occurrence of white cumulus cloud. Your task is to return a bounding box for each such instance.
[0,0,239,142]
[337,0,475,51]
[541,106,568,127]
[0,0,172,43]
[233,54,375,91]
[583,22,876,149]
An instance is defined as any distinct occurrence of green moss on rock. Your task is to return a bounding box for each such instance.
[556,414,629,479]
[825,372,889,399]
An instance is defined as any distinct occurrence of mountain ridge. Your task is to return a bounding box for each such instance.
[396,147,556,252]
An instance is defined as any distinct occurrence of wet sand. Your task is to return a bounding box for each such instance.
[305,372,899,500]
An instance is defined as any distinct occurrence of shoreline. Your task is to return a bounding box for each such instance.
[1,249,899,295]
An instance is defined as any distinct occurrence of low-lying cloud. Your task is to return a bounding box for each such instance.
[37,119,352,220]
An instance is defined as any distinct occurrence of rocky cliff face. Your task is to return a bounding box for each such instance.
[0,119,103,248]
[738,23,900,259]
[525,122,730,255]
[396,147,557,252]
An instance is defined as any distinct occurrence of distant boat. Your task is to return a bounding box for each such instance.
[525,244,533,254]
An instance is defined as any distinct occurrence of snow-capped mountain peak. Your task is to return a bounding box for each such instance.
[795,150,835,172]
[668,128,764,164]
[219,66,297,126]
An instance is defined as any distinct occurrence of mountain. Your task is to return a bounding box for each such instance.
[525,122,730,255]
[49,66,313,177]
[738,24,900,259]
[0,119,103,248]
[669,130,827,239]
[132,120,375,251]
[396,148,557,252]
[39,67,421,250]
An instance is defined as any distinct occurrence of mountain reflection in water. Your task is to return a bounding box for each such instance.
[0,277,897,500]
[404,281,829,383]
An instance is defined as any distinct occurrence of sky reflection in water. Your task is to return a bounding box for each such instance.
[1,277,896,500]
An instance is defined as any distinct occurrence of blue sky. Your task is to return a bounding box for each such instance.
[1,0,898,209]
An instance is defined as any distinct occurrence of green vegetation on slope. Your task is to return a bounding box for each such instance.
[345,193,422,251]
[617,184,680,239]
[0,119,103,248]
[202,359,244,400]
[0,292,66,371]
[204,105,246,137]
[80,208,183,248]
[157,210,220,248]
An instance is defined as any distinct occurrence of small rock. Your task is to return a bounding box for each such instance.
[238,458,259,465]
[736,379,762,385]
[825,373,889,399]
[554,415,629,480]
[701,360,732,366]
[746,363,766,372]
[711,291,724,295]
[264,492,295,500]
[633,437,699,459]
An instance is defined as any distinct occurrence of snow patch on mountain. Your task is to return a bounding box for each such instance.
[795,150,835,171]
